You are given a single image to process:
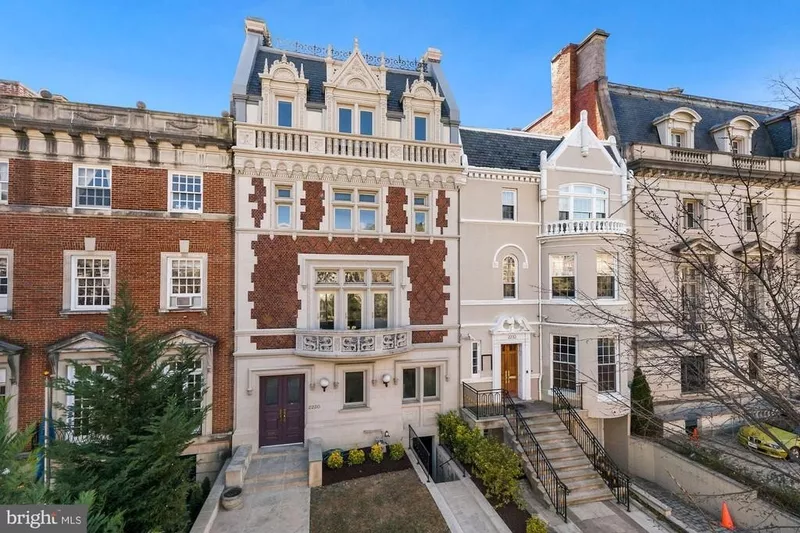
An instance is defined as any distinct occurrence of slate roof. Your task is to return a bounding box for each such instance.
[248,49,450,119]
[607,83,792,158]
[460,128,561,171]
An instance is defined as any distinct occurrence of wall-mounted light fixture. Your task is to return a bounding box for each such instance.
[319,377,330,392]
[382,373,392,388]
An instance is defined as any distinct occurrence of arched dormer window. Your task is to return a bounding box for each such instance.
[558,184,608,220]
[653,107,702,149]
[710,115,760,155]
[502,256,517,299]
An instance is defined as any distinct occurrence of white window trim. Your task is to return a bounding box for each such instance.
[502,188,517,221]
[671,131,685,148]
[0,159,8,205]
[413,114,429,142]
[0,249,13,313]
[682,197,704,230]
[550,253,577,300]
[412,192,430,234]
[312,266,397,330]
[596,337,619,395]
[273,182,295,229]
[557,184,609,220]
[596,252,617,300]
[330,188,379,233]
[62,251,116,312]
[743,200,764,233]
[471,341,481,378]
[338,105,375,135]
[502,255,518,300]
[298,254,411,331]
[276,99,294,128]
[160,252,208,312]
[550,334,579,393]
[342,366,369,409]
[401,364,442,404]
[168,171,204,214]
[72,165,112,210]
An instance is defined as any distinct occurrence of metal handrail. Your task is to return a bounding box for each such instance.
[462,382,505,418]
[503,391,569,522]
[552,387,630,510]
[408,424,431,482]
[437,442,466,478]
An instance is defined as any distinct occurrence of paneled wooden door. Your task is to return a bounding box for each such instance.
[501,344,519,397]
[259,374,305,447]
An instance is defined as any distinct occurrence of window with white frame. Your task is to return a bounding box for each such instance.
[683,198,703,230]
[344,370,366,407]
[551,254,576,298]
[313,267,395,330]
[558,184,607,220]
[66,363,107,438]
[0,253,9,312]
[337,105,374,135]
[74,166,111,209]
[471,341,480,376]
[502,189,517,221]
[0,161,8,203]
[360,110,374,136]
[744,201,762,232]
[502,256,517,299]
[332,189,378,232]
[170,173,203,213]
[338,107,353,134]
[553,336,577,391]
[414,115,428,141]
[168,258,203,309]
[731,138,741,154]
[402,365,440,402]
[165,358,204,422]
[680,264,704,330]
[274,184,293,228]
[596,253,616,299]
[597,338,617,393]
[413,193,429,233]
[277,100,293,127]
[671,131,684,148]
[71,256,112,310]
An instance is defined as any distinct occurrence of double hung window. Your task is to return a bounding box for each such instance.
[553,336,577,391]
[413,194,429,233]
[333,189,378,232]
[597,338,617,393]
[170,173,203,213]
[551,255,576,298]
[75,167,111,209]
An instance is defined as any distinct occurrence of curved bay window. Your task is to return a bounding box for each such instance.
[558,184,608,220]
[314,267,395,330]
[502,256,517,299]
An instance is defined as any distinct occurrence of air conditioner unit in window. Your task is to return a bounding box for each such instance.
[174,296,194,308]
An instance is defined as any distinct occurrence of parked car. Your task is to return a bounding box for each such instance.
[737,423,800,461]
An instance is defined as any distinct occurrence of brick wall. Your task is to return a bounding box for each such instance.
[0,159,235,435]
[301,181,324,230]
[436,190,450,230]
[386,187,408,233]
[250,177,267,228]
[248,235,450,346]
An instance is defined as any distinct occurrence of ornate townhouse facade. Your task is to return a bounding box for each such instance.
[528,29,800,429]
[0,92,235,479]
[459,115,632,463]
[228,19,464,451]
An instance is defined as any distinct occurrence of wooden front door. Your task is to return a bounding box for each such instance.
[501,344,519,396]
[259,374,305,447]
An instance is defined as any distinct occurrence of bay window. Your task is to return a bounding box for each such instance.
[558,184,607,220]
[313,267,396,330]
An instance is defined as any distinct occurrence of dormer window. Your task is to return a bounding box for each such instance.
[711,115,759,154]
[731,139,740,154]
[414,116,428,141]
[277,100,293,128]
[338,105,374,136]
[653,107,702,149]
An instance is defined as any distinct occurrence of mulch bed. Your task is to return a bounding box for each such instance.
[322,447,412,486]
[469,467,532,533]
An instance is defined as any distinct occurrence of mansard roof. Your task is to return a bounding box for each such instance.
[459,127,561,171]
[247,49,451,119]
[607,83,792,157]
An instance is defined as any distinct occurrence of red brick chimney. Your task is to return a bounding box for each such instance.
[0,80,38,97]
[526,30,609,137]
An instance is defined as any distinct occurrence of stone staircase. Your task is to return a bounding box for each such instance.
[508,403,614,506]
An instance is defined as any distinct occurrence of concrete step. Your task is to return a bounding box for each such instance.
[530,446,585,461]
[526,426,568,439]
[567,486,615,505]
[549,456,594,472]
[557,467,601,483]
[565,476,607,492]
[537,439,581,453]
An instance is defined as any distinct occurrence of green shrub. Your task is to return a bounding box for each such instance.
[526,516,548,533]
[326,450,344,469]
[389,442,405,461]
[347,448,365,466]
[473,437,523,507]
[630,367,661,437]
[370,443,384,463]
[437,411,463,448]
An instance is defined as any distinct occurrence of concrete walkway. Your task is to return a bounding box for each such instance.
[436,477,511,533]
[211,446,310,533]
[635,478,729,533]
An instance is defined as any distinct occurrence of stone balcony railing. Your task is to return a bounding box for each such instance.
[626,143,800,175]
[235,123,462,168]
[542,218,628,237]
[295,327,411,359]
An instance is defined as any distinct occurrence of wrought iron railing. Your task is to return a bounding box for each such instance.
[408,424,432,482]
[503,391,569,522]
[552,388,630,510]
[270,36,426,72]
[554,383,584,410]
[461,382,505,418]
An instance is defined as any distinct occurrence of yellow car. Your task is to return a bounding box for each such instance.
[737,424,800,461]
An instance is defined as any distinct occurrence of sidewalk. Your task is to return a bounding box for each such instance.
[634,478,729,533]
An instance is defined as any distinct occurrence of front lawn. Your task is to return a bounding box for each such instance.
[310,469,448,533]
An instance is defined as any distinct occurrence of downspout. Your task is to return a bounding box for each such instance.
[538,151,548,401]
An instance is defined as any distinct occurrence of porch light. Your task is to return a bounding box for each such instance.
[319,378,330,392]
[382,373,392,387]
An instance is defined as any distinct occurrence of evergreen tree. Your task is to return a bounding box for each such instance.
[51,285,207,533]
[630,367,659,437]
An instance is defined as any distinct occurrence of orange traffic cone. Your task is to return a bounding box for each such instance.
[690,427,699,441]
[721,501,735,530]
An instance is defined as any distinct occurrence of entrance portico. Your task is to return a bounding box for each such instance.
[490,316,535,400]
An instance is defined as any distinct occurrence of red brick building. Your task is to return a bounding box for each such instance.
[0,91,234,478]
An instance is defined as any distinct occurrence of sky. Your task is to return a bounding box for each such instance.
[1,0,797,130]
